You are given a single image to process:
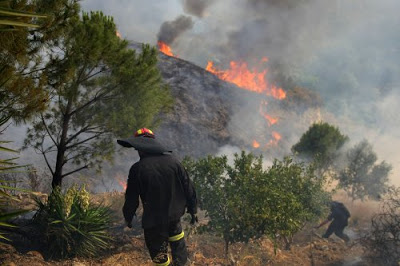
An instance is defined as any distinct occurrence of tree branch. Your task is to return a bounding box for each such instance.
[41,113,58,147]
[39,139,54,176]
[65,125,91,145]
[65,132,105,150]
[61,164,89,178]
[68,89,110,117]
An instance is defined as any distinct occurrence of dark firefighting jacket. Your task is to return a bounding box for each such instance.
[327,202,350,225]
[123,153,197,229]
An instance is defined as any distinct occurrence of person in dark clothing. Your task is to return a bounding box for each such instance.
[315,201,350,242]
[117,128,198,266]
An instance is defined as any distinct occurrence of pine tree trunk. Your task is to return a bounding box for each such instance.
[224,239,229,259]
[52,101,72,188]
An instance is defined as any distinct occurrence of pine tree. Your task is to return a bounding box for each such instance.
[24,11,172,187]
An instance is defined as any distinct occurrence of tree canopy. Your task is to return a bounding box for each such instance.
[292,122,348,175]
[337,140,391,201]
[183,151,330,254]
[24,11,172,187]
[0,0,80,123]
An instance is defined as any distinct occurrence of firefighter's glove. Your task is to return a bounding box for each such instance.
[190,213,198,225]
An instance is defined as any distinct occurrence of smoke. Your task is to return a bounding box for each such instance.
[157,15,194,45]
[42,0,400,186]
[182,0,213,18]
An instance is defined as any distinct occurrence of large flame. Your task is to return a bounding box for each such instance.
[206,60,286,100]
[158,41,175,57]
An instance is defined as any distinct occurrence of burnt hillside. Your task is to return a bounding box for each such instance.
[129,42,261,158]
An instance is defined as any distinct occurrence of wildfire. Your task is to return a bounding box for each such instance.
[267,131,282,147]
[259,101,278,126]
[157,41,176,57]
[253,140,260,148]
[118,179,127,191]
[116,30,122,39]
[206,60,286,100]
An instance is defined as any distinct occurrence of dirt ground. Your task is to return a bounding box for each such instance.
[0,191,378,266]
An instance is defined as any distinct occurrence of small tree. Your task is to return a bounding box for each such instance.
[292,122,348,176]
[24,11,172,188]
[263,157,330,249]
[337,140,391,201]
[184,152,330,255]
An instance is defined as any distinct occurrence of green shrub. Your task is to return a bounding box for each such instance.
[183,152,330,254]
[34,186,112,259]
[0,139,29,241]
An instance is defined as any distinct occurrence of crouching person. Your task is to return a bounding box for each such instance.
[316,201,350,243]
[118,128,198,266]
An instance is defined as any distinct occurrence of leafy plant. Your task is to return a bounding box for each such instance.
[183,151,330,256]
[0,139,29,241]
[33,186,112,258]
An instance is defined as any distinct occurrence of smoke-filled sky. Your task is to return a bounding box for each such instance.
[62,1,400,184]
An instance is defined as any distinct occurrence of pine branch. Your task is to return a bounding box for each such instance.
[65,132,105,150]
[41,113,58,147]
[61,164,89,178]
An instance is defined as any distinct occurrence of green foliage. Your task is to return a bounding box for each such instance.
[0,0,79,122]
[0,124,29,241]
[262,157,330,248]
[337,140,391,201]
[24,10,172,187]
[33,186,112,258]
[0,0,46,30]
[183,151,330,253]
[292,122,348,175]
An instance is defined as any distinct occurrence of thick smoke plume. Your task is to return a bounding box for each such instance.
[182,0,213,18]
[157,15,194,45]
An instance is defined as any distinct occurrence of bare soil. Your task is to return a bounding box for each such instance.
[0,192,376,266]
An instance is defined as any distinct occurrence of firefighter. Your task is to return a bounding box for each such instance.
[315,201,350,242]
[117,128,198,266]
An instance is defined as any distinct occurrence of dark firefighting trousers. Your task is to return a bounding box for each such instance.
[144,220,188,266]
[322,220,350,242]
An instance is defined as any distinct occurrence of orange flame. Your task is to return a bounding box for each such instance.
[118,179,127,191]
[259,101,278,126]
[253,140,260,148]
[206,60,286,100]
[157,41,175,57]
[116,31,122,39]
[266,131,282,147]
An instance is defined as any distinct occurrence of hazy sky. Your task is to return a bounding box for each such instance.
[81,0,182,44]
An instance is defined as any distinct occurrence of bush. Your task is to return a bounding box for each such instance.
[362,187,400,265]
[33,186,112,259]
[183,152,330,254]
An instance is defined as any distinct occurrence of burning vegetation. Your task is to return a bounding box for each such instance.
[157,41,176,57]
